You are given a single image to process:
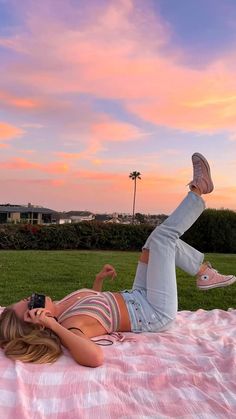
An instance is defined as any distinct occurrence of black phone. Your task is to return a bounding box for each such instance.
[28,293,46,310]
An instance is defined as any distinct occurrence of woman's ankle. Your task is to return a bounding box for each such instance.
[190,185,202,196]
[197,262,208,275]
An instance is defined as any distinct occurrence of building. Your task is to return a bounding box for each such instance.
[55,211,95,224]
[106,213,123,224]
[94,214,112,222]
[0,204,57,225]
[57,216,72,225]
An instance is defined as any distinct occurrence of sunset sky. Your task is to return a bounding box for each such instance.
[1,0,236,214]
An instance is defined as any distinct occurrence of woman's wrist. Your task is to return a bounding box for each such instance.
[49,319,63,333]
[92,275,103,291]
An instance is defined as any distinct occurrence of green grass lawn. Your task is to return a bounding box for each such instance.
[0,250,236,311]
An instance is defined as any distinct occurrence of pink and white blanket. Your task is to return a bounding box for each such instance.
[0,307,236,419]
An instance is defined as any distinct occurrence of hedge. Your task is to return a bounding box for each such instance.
[0,222,153,251]
[0,209,235,253]
[182,208,236,253]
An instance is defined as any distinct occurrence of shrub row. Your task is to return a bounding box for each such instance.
[0,222,153,251]
[0,209,235,253]
[182,208,236,253]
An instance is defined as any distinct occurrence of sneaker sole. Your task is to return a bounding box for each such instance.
[192,152,214,193]
[198,275,236,290]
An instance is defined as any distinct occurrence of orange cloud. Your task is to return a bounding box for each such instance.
[1,171,236,213]
[0,158,69,174]
[46,162,69,174]
[56,152,84,159]
[0,91,40,109]
[127,73,236,133]
[206,189,236,210]
[55,117,145,162]
[0,158,39,170]
[70,169,186,192]
[18,149,36,154]
[51,179,66,187]
[0,122,25,140]
[74,170,122,181]
[55,140,105,161]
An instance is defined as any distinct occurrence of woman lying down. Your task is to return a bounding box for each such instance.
[0,153,235,367]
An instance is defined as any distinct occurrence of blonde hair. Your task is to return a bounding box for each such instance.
[0,307,62,364]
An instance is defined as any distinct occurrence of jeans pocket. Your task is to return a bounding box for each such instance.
[144,311,161,332]
[129,300,143,332]
[138,302,164,332]
[147,313,174,332]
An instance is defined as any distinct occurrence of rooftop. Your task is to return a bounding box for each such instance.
[0,204,57,214]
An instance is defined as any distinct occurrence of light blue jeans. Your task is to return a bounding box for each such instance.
[121,192,205,333]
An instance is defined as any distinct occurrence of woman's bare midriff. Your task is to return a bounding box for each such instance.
[55,291,131,338]
[112,292,131,332]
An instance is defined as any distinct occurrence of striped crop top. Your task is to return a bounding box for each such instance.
[56,289,121,334]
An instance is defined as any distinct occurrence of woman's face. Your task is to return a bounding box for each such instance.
[12,296,55,320]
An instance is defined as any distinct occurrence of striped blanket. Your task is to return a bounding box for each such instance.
[0,307,236,418]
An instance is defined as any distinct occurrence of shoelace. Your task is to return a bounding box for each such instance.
[193,161,203,178]
[205,261,218,274]
[187,161,203,187]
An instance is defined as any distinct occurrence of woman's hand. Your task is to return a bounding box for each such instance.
[24,308,57,329]
[92,264,117,291]
[97,264,117,281]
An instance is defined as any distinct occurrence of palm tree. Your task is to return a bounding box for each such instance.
[129,171,141,224]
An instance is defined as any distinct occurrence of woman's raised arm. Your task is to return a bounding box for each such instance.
[92,264,117,291]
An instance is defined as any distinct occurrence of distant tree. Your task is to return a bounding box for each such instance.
[135,213,146,224]
[129,171,141,224]
[157,214,168,223]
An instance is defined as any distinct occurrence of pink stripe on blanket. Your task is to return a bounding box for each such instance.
[0,307,236,418]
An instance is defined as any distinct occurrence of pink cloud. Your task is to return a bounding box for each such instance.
[1,1,236,214]
[90,118,144,142]
[54,116,145,162]
[1,1,236,134]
